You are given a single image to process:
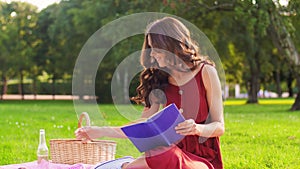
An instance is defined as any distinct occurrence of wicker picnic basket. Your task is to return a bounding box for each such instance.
[50,112,117,165]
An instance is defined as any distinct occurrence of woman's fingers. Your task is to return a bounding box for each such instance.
[175,119,197,135]
[75,127,92,140]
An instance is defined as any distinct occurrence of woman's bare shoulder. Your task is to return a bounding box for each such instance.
[201,63,221,91]
[201,63,217,76]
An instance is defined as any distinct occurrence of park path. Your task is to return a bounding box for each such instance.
[1,94,78,100]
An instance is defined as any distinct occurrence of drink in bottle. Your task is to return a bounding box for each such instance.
[37,129,48,164]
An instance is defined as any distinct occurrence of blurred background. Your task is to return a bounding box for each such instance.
[0,0,300,110]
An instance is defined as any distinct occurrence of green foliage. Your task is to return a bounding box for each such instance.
[0,0,300,105]
[0,100,299,168]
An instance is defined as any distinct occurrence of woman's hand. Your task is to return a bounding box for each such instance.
[175,119,202,136]
[75,126,102,140]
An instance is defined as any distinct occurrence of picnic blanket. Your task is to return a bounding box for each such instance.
[0,159,95,169]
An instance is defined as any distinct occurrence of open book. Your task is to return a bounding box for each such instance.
[121,103,185,152]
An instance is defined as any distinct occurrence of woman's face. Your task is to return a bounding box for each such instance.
[148,35,168,68]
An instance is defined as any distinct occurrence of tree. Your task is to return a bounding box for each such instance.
[179,0,299,104]
[7,2,38,99]
[0,2,12,98]
[286,0,300,110]
[0,2,38,98]
[266,0,300,110]
[70,0,166,102]
[36,1,83,98]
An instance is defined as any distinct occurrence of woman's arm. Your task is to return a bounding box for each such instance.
[75,126,127,139]
[175,64,225,138]
[75,103,160,140]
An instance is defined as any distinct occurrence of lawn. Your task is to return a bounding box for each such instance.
[0,99,299,168]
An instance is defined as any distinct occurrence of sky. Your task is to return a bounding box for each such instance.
[279,0,289,6]
[1,0,61,11]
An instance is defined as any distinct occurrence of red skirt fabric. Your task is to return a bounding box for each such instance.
[145,146,214,169]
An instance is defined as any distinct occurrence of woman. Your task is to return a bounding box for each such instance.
[75,17,224,169]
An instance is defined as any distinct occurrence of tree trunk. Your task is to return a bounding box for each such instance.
[291,91,300,111]
[291,71,300,110]
[247,54,260,103]
[246,36,261,104]
[1,75,7,100]
[123,69,129,104]
[287,70,293,97]
[247,74,259,103]
[33,77,37,100]
[275,70,282,97]
[2,76,7,95]
[18,70,24,100]
[52,76,56,100]
[115,71,121,103]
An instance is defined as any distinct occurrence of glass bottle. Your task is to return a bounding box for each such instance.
[37,129,48,164]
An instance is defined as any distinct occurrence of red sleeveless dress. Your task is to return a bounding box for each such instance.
[145,64,223,169]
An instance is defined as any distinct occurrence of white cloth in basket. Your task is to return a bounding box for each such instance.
[94,156,134,169]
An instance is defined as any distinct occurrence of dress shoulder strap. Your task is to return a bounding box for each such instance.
[199,61,207,74]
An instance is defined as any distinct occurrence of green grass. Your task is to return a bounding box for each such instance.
[0,99,300,168]
[0,101,142,165]
[222,102,300,168]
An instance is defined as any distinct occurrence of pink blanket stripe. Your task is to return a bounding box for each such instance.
[0,159,95,169]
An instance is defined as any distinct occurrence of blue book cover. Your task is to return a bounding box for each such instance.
[121,103,185,152]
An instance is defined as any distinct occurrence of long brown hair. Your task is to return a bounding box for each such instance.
[132,17,207,107]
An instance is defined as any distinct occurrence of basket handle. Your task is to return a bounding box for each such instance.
[78,112,91,128]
